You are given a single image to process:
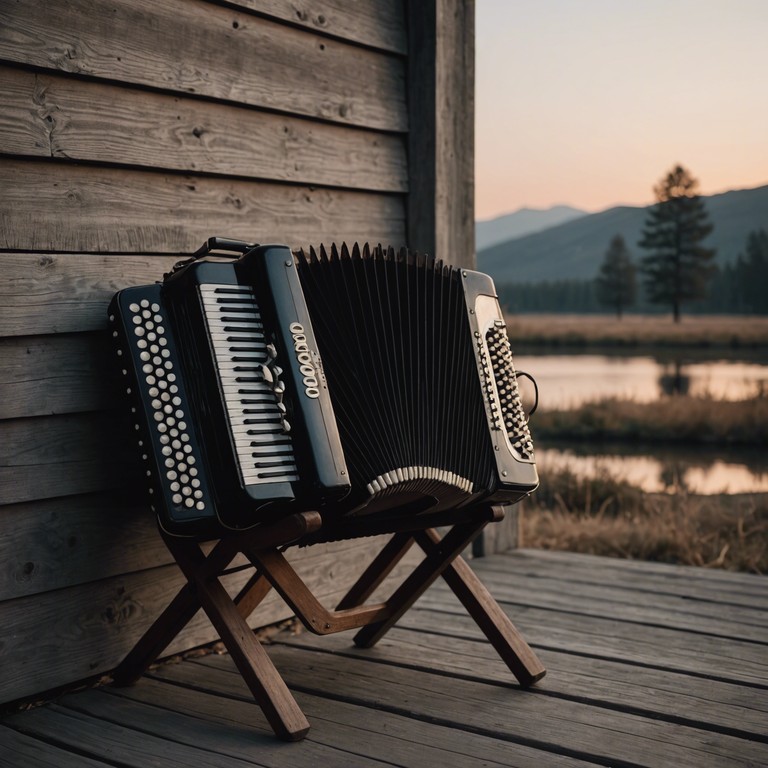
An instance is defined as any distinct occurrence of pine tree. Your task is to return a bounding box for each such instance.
[739,229,768,313]
[638,165,716,322]
[595,234,636,318]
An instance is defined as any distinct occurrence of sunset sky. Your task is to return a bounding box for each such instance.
[475,0,768,220]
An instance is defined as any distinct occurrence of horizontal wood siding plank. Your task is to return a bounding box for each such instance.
[229,0,407,54]
[0,494,165,602]
[0,159,406,253]
[0,333,114,419]
[0,486,408,603]
[0,535,417,703]
[0,66,407,192]
[0,412,132,505]
[0,254,180,337]
[0,0,406,131]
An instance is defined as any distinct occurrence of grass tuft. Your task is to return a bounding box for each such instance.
[533,394,768,445]
[520,468,768,573]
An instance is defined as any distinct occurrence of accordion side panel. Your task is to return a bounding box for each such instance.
[459,269,539,499]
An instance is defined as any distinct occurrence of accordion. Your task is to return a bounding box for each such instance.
[109,239,537,536]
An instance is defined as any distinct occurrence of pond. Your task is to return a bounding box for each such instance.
[536,441,768,495]
[513,350,768,495]
[514,352,768,410]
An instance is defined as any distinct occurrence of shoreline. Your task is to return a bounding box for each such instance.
[505,313,768,350]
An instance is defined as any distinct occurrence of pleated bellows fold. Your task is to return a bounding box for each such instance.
[295,244,495,511]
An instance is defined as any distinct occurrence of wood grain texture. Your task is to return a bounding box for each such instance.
[0,66,407,192]
[0,533,409,703]
[197,648,768,767]
[0,726,113,768]
[0,493,165,602]
[0,159,406,253]
[0,0,406,131]
[0,254,180,337]
[100,679,593,768]
[8,699,395,767]
[280,628,768,740]
[0,412,133,506]
[229,0,407,54]
[3,550,767,765]
[404,600,768,685]
[406,0,475,266]
[0,333,115,419]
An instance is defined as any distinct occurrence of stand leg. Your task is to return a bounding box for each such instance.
[353,519,489,648]
[112,583,200,686]
[234,570,273,620]
[168,537,310,741]
[336,532,415,610]
[414,528,546,686]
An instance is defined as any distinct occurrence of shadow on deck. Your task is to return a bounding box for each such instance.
[2,549,767,767]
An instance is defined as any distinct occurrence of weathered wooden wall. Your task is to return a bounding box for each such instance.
[0,0,475,704]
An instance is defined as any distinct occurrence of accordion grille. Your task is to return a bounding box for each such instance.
[296,244,496,508]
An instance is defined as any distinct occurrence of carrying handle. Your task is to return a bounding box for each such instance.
[192,236,258,258]
[166,237,260,279]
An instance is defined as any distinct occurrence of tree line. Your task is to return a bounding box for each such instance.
[498,165,768,318]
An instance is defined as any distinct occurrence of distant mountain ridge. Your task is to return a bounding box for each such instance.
[476,204,587,251]
[477,185,768,284]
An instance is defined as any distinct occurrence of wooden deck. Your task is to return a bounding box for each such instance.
[2,548,767,767]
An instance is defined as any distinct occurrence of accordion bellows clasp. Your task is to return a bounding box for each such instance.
[109,239,537,536]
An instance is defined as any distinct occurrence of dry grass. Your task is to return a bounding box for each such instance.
[534,394,768,445]
[519,468,768,573]
[505,313,768,348]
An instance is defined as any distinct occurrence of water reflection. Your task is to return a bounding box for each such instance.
[516,353,768,410]
[658,361,690,396]
[537,441,768,495]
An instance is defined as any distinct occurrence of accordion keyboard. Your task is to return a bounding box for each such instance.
[199,284,299,486]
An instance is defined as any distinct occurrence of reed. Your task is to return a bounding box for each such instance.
[505,313,768,349]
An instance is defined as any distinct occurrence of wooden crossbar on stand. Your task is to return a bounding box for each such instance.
[111,504,545,741]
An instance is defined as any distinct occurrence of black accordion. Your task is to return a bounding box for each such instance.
[109,239,537,536]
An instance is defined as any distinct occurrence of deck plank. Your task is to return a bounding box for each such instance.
[0,725,113,767]
[274,628,768,740]
[399,602,768,684]
[70,682,594,768]
[1,549,766,767]
[162,650,767,768]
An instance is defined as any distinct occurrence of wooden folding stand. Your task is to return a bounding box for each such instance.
[112,504,546,741]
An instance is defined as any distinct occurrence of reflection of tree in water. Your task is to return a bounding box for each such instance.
[658,360,690,396]
[658,460,691,493]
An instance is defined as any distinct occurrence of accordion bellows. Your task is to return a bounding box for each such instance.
[296,243,534,515]
[109,240,537,535]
